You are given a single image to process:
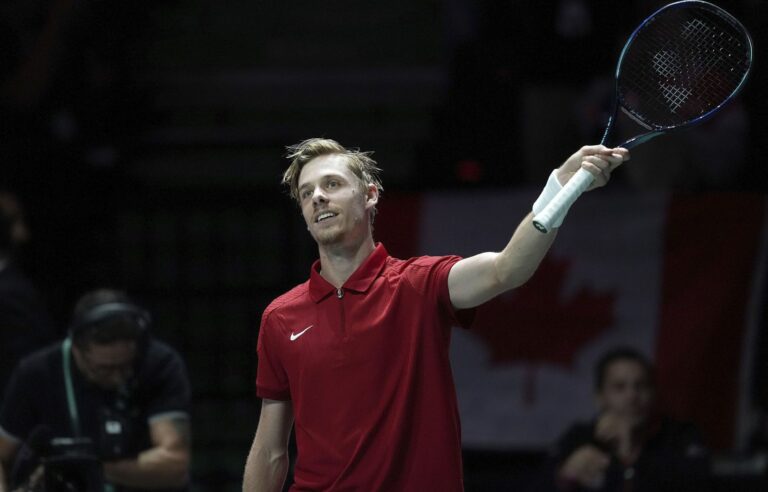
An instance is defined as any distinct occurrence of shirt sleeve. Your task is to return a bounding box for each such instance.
[142,344,192,422]
[406,255,476,330]
[255,310,291,401]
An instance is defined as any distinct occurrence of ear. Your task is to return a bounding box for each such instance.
[364,183,379,209]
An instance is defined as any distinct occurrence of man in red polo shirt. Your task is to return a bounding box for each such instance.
[242,138,629,492]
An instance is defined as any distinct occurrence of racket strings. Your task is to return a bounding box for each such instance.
[618,7,750,128]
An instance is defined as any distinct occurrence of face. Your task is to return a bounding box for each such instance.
[596,359,654,422]
[297,154,377,246]
[73,340,138,389]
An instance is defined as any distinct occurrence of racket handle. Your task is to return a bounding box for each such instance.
[532,168,594,233]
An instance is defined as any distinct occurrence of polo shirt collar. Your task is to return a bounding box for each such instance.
[309,243,389,302]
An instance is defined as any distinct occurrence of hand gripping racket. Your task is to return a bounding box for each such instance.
[533,0,753,233]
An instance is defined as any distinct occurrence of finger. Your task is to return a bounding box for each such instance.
[591,149,625,166]
[578,144,611,157]
[596,451,610,468]
[585,453,610,477]
[605,153,626,169]
[594,147,629,165]
[612,147,631,161]
[585,170,609,190]
[583,155,612,171]
[599,154,629,171]
[580,158,611,185]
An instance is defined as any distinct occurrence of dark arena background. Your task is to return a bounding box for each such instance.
[2,1,768,491]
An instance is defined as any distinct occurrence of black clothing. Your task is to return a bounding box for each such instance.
[0,338,191,492]
[0,262,56,394]
[533,418,710,492]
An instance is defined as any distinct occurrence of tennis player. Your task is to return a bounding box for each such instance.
[242,138,629,492]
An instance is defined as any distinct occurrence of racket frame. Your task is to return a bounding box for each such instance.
[532,0,753,233]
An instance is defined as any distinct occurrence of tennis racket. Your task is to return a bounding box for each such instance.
[533,0,753,233]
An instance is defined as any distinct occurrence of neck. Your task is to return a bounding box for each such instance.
[317,236,376,288]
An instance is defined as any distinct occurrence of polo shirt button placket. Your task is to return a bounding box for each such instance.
[336,287,348,342]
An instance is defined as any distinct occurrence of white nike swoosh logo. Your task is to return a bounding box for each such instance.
[290,325,314,341]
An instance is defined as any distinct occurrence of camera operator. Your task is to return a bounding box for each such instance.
[0,289,191,492]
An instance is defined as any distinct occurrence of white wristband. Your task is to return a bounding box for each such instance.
[532,169,567,228]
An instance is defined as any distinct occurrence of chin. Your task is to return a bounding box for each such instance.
[313,228,343,245]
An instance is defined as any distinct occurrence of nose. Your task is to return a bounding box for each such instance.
[312,186,328,205]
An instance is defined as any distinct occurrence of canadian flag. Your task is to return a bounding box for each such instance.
[376,188,767,450]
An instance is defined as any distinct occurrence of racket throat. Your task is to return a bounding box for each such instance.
[622,131,665,149]
[620,106,654,130]
[614,106,663,149]
[600,106,653,146]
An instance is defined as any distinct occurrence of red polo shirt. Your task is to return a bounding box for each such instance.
[256,244,473,491]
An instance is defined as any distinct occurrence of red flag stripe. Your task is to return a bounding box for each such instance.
[655,193,766,449]
[374,193,422,259]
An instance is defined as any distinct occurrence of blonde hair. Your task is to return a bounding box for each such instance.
[282,138,384,217]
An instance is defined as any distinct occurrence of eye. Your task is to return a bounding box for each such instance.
[327,179,339,189]
[300,189,312,200]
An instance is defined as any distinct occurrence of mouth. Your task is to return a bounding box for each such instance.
[315,211,338,223]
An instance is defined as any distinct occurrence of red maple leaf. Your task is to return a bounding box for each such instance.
[469,255,616,404]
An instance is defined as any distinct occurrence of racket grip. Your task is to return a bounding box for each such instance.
[532,168,595,233]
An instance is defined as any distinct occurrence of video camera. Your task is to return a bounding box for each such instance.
[42,437,104,492]
[14,407,135,492]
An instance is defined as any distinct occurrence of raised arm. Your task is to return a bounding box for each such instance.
[102,415,191,489]
[448,145,629,309]
[243,399,294,492]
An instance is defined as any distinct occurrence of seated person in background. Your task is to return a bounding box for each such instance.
[0,288,191,492]
[535,347,710,492]
[0,190,55,395]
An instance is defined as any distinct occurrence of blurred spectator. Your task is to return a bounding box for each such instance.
[0,0,158,326]
[0,288,191,492]
[0,190,55,396]
[530,347,710,491]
